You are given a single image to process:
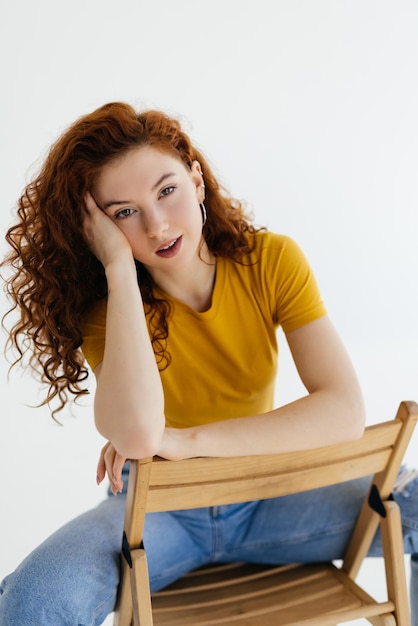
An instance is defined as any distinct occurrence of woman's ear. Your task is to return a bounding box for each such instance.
[191,160,203,179]
[191,160,205,202]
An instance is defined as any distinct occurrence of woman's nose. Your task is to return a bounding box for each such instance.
[144,208,169,238]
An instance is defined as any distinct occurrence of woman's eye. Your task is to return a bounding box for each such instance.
[115,207,135,219]
[160,185,175,198]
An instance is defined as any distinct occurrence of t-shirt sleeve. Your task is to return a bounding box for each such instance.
[80,298,107,371]
[265,234,327,332]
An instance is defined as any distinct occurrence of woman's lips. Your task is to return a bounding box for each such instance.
[155,235,183,258]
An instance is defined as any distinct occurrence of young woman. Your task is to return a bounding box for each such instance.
[1,102,417,625]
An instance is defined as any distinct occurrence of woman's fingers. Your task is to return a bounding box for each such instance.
[96,441,110,485]
[112,453,127,493]
[82,193,102,251]
[104,444,123,495]
[84,191,98,213]
[96,441,127,495]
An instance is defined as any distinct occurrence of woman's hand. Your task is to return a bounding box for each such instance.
[95,429,186,496]
[96,441,128,495]
[83,192,133,269]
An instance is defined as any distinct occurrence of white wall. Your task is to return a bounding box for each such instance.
[1,2,417,624]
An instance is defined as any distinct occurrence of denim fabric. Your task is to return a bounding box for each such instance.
[1,472,417,625]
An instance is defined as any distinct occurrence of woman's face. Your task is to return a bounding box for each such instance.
[92,145,205,277]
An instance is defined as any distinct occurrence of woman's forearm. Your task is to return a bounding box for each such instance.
[94,258,165,459]
[179,387,365,459]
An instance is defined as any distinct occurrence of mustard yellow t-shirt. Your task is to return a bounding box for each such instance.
[81,232,326,428]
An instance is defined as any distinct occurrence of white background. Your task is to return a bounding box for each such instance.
[1,2,417,624]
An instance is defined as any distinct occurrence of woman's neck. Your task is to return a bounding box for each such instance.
[151,244,217,312]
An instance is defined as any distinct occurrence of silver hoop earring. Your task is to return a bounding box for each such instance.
[200,203,207,226]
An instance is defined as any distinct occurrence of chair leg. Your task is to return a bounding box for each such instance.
[130,548,153,626]
[113,558,133,626]
[380,501,410,626]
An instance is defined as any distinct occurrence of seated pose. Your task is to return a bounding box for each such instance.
[1,102,417,625]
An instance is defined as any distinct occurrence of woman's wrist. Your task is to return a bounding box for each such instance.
[104,255,137,282]
[160,426,202,461]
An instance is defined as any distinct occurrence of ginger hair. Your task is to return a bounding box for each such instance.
[1,102,259,417]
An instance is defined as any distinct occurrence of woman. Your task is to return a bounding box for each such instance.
[1,102,417,625]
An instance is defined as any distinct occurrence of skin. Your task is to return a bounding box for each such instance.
[83,145,366,496]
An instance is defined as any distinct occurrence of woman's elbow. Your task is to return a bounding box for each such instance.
[115,430,163,460]
[95,411,165,459]
[343,393,366,441]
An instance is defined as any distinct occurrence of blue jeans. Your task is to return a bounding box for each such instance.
[1,471,418,625]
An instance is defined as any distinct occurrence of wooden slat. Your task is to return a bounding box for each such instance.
[151,563,395,625]
[153,565,331,609]
[149,421,401,486]
[155,563,300,594]
[146,449,391,512]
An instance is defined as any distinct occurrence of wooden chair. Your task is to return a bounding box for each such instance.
[114,400,418,626]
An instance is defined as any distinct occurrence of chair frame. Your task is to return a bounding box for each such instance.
[114,400,418,626]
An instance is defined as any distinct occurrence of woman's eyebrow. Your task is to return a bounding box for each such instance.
[103,199,131,210]
[151,172,175,191]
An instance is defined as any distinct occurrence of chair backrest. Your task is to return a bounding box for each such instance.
[125,400,417,537]
[117,400,418,624]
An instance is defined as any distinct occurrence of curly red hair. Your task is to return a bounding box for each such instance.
[1,102,259,417]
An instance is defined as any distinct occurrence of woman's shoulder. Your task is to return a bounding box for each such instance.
[246,229,303,261]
